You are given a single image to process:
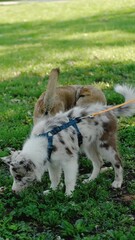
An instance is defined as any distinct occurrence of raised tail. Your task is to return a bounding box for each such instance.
[113,84,135,117]
[44,68,60,112]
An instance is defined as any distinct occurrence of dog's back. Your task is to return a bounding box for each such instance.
[33,68,107,124]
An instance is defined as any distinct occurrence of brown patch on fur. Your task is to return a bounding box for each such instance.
[70,134,75,142]
[24,164,32,172]
[72,130,76,135]
[100,112,118,151]
[115,154,122,166]
[115,164,120,169]
[52,145,57,152]
[58,133,65,145]
[100,143,109,150]
[34,86,76,123]
[65,147,73,155]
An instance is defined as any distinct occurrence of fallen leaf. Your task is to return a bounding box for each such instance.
[122,195,135,201]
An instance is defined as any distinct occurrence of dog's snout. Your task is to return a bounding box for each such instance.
[12,187,18,194]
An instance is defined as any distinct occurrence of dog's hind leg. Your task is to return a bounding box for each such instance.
[111,154,123,188]
[62,156,78,196]
[83,143,103,183]
[99,143,123,188]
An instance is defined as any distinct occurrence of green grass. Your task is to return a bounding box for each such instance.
[0,0,135,239]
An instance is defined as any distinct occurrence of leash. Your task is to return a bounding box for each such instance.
[80,99,135,119]
[38,117,83,161]
[38,98,135,161]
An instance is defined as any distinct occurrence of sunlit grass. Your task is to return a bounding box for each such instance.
[0,0,135,79]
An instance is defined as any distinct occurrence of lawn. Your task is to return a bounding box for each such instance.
[0,0,135,239]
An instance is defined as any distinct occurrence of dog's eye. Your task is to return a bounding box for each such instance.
[26,177,33,182]
[15,175,22,181]
[12,167,17,172]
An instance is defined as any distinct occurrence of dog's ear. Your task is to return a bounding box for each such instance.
[11,150,21,157]
[0,155,12,166]
[75,87,81,101]
[1,150,22,166]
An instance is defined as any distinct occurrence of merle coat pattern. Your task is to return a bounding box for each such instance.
[3,85,135,195]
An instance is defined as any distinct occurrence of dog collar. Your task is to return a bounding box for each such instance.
[38,117,83,161]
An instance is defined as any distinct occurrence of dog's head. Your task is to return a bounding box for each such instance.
[2,151,36,193]
[76,87,92,106]
[76,86,106,106]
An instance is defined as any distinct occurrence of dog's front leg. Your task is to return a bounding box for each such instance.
[62,156,78,196]
[43,163,62,195]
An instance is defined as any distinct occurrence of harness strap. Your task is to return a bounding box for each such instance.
[38,98,135,160]
[71,117,83,147]
[38,117,83,161]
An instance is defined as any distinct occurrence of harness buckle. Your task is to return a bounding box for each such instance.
[38,117,83,161]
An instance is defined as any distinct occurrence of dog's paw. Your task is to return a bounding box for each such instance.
[83,178,91,184]
[100,166,113,173]
[83,174,97,183]
[65,190,73,197]
[43,189,51,195]
[111,180,122,188]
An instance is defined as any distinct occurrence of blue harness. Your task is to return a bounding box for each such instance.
[38,117,83,161]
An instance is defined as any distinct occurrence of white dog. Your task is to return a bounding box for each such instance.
[2,85,135,196]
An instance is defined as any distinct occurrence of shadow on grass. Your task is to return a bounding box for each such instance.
[0,59,135,87]
[0,7,135,82]
[0,59,135,95]
[0,9,135,50]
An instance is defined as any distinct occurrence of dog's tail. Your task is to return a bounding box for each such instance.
[113,84,135,117]
[44,68,60,112]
